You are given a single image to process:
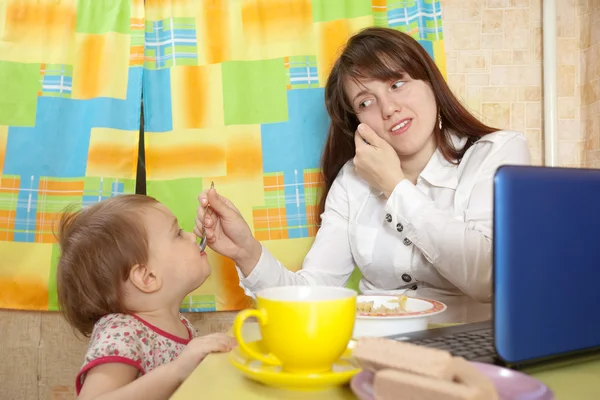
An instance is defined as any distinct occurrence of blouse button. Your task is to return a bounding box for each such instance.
[396,223,403,232]
[385,213,392,223]
[403,238,412,246]
[402,273,412,282]
[410,284,418,290]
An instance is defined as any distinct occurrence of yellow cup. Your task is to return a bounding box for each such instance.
[233,286,357,374]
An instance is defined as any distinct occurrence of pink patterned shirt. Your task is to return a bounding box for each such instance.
[76,313,196,394]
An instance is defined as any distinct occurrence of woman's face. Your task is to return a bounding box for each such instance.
[344,73,438,159]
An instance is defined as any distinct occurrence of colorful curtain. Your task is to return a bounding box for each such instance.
[0,0,144,310]
[0,0,446,312]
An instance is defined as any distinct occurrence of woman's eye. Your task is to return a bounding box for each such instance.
[359,99,373,108]
[392,80,405,89]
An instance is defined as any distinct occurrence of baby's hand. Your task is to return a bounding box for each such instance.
[174,333,237,381]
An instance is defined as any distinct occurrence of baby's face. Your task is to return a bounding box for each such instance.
[144,204,211,295]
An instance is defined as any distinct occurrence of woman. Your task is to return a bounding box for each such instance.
[194,27,530,323]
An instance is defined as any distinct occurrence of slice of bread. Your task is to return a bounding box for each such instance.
[353,337,454,380]
[451,357,498,400]
[373,369,485,400]
[353,337,499,400]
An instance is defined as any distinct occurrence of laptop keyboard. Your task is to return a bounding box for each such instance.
[409,328,496,361]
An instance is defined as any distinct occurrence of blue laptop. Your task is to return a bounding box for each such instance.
[388,165,600,368]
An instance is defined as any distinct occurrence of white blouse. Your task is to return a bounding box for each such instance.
[237,130,531,323]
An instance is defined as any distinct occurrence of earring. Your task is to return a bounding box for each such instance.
[438,113,443,131]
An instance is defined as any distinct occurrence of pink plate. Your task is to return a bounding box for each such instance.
[350,362,554,400]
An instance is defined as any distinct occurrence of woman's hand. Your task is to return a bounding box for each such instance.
[354,123,405,197]
[195,187,262,273]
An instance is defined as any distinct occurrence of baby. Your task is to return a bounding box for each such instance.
[56,194,236,399]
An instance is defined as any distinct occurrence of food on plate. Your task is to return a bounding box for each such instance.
[353,337,454,380]
[356,294,409,315]
[353,338,498,400]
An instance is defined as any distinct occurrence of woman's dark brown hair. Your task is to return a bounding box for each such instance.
[56,194,158,337]
[318,27,497,222]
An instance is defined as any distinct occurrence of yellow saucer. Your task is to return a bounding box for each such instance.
[229,340,361,391]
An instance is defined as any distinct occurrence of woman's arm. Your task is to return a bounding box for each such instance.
[238,167,358,292]
[384,133,530,302]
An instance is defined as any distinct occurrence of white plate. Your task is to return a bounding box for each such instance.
[353,295,446,338]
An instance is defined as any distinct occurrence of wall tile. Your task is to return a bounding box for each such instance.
[481,34,504,49]
[491,50,513,65]
[526,102,542,129]
[466,86,482,113]
[487,0,508,8]
[559,97,578,119]
[511,102,526,130]
[482,10,504,33]
[558,65,576,96]
[482,102,512,126]
[463,7,483,21]
[442,0,593,167]
[453,23,482,49]
[519,86,542,101]
[481,87,519,101]
[525,128,542,148]
[509,0,530,6]
[467,73,491,86]
[490,65,541,85]
[559,140,585,163]
[458,53,489,72]
[558,119,582,140]
[504,10,531,49]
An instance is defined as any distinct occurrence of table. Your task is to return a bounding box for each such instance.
[172,323,600,399]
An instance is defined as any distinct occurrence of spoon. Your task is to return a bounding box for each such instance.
[198,181,214,251]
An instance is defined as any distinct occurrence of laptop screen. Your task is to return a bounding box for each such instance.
[493,165,600,364]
